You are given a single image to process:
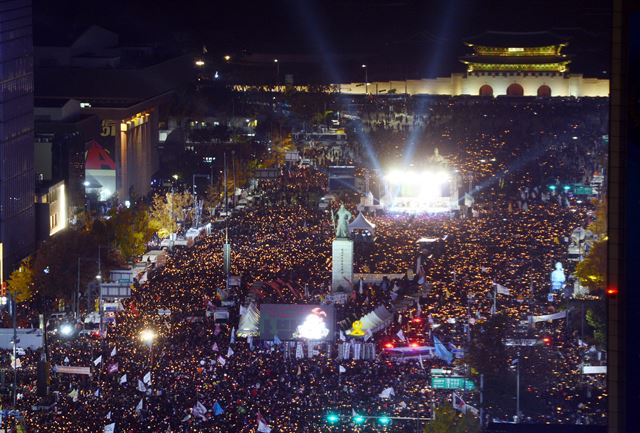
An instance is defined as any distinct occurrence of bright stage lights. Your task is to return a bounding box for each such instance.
[383,168,455,213]
[295,312,329,340]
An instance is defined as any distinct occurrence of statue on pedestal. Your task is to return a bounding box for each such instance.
[550,262,566,292]
[333,204,352,238]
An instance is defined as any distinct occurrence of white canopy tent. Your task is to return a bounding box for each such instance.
[237,302,260,337]
[348,212,376,237]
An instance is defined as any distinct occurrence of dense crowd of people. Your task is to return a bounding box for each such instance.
[1,95,609,432]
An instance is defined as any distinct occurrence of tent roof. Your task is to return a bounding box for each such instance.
[349,213,375,231]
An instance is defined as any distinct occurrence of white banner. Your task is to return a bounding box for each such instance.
[582,365,607,374]
[53,365,92,376]
[528,310,567,323]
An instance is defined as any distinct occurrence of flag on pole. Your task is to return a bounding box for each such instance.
[107,362,119,374]
[193,401,208,421]
[93,355,102,366]
[103,423,115,433]
[137,380,147,393]
[227,347,235,357]
[110,347,117,357]
[94,388,100,397]
[453,392,479,415]
[135,398,143,413]
[212,343,219,352]
[433,336,453,364]
[273,335,282,345]
[213,401,224,416]
[257,412,272,433]
[230,327,236,344]
[217,356,226,366]
[379,387,395,399]
[495,283,511,295]
[143,371,151,385]
[339,365,346,374]
[68,389,79,402]
[396,329,406,341]
[453,392,467,413]
[119,374,127,385]
[105,411,111,420]
[339,330,346,341]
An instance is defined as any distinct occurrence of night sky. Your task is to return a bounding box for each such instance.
[34,0,611,79]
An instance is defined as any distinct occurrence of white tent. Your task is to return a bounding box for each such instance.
[356,305,393,333]
[237,302,260,337]
[348,213,376,237]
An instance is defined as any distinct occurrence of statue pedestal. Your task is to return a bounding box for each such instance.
[332,238,353,291]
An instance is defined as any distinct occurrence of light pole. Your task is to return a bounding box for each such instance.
[362,64,368,94]
[140,329,156,391]
[274,59,279,84]
[516,351,521,423]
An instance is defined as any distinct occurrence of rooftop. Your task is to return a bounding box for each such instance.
[464,31,569,48]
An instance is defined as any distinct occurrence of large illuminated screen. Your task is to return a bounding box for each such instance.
[259,304,336,341]
[383,169,459,213]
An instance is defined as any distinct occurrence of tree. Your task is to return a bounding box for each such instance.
[110,207,158,261]
[586,307,606,347]
[32,230,100,301]
[588,198,607,237]
[150,191,194,238]
[575,239,607,292]
[424,406,479,433]
[6,257,34,302]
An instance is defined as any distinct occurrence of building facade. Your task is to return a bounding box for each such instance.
[0,0,35,273]
[338,32,609,97]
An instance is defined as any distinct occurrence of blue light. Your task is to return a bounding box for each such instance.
[378,416,391,425]
[353,415,366,424]
[326,413,339,424]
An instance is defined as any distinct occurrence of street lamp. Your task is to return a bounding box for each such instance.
[195,59,205,67]
[224,55,231,61]
[274,59,279,84]
[361,64,368,93]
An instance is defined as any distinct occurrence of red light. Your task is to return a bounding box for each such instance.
[410,342,419,348]
[542,336,552,345]
[384,342,394,349]
[607,287,618,297]
[413,318,422,323]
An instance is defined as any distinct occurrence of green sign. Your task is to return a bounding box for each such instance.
[430,369,449,376]
[431,377,476,390]
[573,186,593,195]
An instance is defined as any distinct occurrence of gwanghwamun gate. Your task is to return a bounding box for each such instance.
[338,31,608,97]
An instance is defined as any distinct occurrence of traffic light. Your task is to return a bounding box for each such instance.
[607,287,619,298]
[353,415,366,425]
[326,413,339,424]
[378,416,391,425]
